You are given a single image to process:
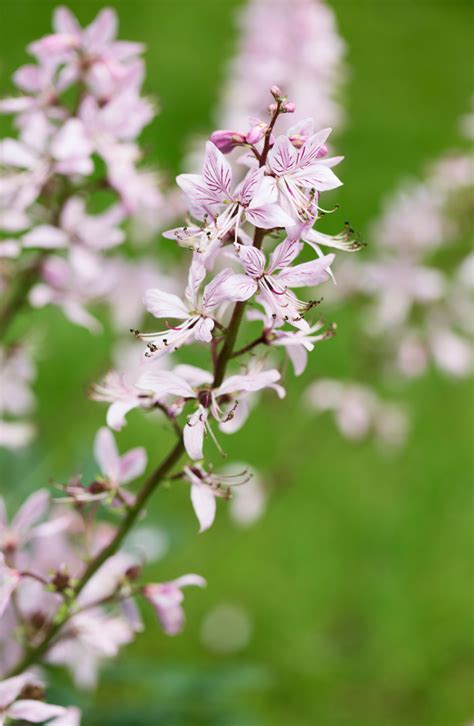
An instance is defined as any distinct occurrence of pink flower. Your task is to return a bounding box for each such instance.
[220,241,334,330]
[0,673,66,724]
[265,128,342,223]
[0,489,66,557]
[94,426,146,490]
[183,464,251,533]
[143,574,206,635]
[138,261,235,357]
[90,364,160,432]
[23,197,124,251]
[175,141,292,246]
[29,249,114,333]
[138,363,284,460]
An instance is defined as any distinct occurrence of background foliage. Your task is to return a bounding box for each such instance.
[0,1,472,724]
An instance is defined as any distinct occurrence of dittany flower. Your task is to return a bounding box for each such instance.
[219,241,334,330]
[182,464,251,532]
[143,574,206,635]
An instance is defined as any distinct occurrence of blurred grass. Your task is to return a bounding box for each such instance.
[1,1,473,725]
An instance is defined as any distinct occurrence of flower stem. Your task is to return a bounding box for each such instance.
[0,254,45,341]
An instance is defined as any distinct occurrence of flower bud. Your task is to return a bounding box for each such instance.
[210,129,246,154]
[270,85,283,99]
[246,122,267,144]
[282,102,296,113]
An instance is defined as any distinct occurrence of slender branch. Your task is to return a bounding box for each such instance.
[230,334,266,359]
[6,437,185,677]
[0,254,45,341]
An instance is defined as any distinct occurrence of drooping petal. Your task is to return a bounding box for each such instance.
[183,408,208,460]
[107,399,138,431]
[190,483,217,532]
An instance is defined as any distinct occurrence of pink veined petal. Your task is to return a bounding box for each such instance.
[276,254,335,287]
[234,243,266,277]
[94,427,120,482]
[138,370,195,399]
[8,700,66,722]
[12,489,49,537]
[53,6,81,35]
[268,237,304,273]
[185,259,206,309]
[293,163,343,191]
[236,167,264,206]
[144,289,189,319]
[201,268,235,310]
[190,483,217,533]
[107,399,138,431]
[249,174,279,207]
[267,135,298,175]
[183,408,207,460]
[296,128,332,167]
[193,317,214,343]
[85,8,118,48]
[218,273,258,303]
[202,140,233,200]
[245,202,294,230]
[22,225,69,249]
[118,447,147,485]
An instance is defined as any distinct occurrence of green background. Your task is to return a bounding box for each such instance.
[0,1,473,724]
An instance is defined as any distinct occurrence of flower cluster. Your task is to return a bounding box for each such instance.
[0,7,172,451]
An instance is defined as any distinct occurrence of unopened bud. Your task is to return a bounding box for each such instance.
[268,103,278,114]
[282,102,296,113]
[270,85,283,99]
[125,564,142,581]
[210,129,246,154]
[51,569,71,592]
[246,122,267,144]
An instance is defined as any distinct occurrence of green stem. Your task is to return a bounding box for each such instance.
[0,254,45,341]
